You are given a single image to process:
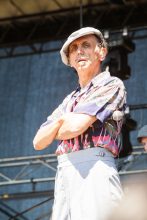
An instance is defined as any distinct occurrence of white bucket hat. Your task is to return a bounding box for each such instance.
[60,27,106,66]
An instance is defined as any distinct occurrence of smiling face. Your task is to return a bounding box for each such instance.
[68,34,107,72]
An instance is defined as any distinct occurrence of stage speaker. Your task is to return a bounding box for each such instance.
[102,37,135,80]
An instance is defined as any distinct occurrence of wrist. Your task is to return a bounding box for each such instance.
[57,117,64,125]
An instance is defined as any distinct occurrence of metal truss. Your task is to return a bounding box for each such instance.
[0,149,146,219]
[119,149,147,173]
[0,26,147,59]
[0,198,52,220]
[0,154,57,219]
[0,147,147,195]
[118,149,147,191]
[0,1,147,59]
[0,153,57,206]
[0,39,64,59]
[0,154,57,187]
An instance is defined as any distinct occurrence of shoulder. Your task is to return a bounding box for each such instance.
[62,89,77,103]
[93,71,125,89]
[106,75,126,90]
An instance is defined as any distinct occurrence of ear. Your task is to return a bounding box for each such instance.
[99,47,107,61]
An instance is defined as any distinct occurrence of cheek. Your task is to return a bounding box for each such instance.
[69,55,75,66]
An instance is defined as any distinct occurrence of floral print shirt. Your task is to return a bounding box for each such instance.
[41,70,127,157]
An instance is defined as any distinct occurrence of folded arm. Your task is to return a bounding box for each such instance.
[33,112,96,150]
[33,118,64,150]
[56,112,96,140]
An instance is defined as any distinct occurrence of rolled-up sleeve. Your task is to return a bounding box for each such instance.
[73,78,126,123]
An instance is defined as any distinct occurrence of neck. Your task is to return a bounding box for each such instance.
[78,65,101,88]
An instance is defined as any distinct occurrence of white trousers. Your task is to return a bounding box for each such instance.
[51,148,123,220]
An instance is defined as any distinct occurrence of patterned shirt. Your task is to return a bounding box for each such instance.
[42,70,127,157]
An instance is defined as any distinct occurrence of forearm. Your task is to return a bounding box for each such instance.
[33,118,63,150]
[56,113,96,140]
[56,123,85,140]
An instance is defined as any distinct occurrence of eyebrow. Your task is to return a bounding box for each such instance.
[70,40,90,47]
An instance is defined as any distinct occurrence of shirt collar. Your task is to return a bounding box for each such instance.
[74,70,110,94]
[91,70,111,88]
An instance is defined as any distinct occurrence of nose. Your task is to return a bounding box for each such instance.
[77,45,84,54]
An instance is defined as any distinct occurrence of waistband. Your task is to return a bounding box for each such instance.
[57,147,115,167]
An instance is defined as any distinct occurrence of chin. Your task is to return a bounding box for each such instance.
[78,62,90,69]
[77,65,88,71]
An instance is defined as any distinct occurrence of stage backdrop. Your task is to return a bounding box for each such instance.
[0,31,147,219]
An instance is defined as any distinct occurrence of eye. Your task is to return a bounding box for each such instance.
[82,42,90,48]
[69,45,77,53]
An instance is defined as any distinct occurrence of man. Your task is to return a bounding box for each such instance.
[137,125,147,151]
[33,27,126,220]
